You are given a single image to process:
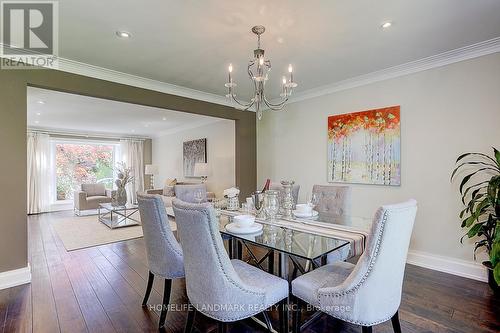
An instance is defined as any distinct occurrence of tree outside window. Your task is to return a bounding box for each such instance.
[55,143,115,200]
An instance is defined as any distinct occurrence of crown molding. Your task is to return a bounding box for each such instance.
[56,57,234,107]
[283,37,500,104]
[3,37,500,108]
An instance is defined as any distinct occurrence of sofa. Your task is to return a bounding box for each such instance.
[146,182,215,207]
[74,183,115,215]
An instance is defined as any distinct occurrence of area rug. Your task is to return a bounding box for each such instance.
[51,211,176,251]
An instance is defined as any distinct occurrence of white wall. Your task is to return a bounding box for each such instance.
[153,119,235,197]
[257,53,500,280]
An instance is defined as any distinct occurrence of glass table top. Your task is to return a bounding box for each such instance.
[217,214,353,261]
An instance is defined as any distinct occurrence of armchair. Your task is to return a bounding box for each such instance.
[74,183,114,215]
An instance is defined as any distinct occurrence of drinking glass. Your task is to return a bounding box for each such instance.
[194,189,204,204]
[264,190,280,223]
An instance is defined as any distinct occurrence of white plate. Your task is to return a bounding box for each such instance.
[292,210,319,218]
[225,222,263,235]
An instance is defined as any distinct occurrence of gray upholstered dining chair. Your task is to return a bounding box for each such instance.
[312,185,352,263]
[137,193,185,330]
[174,184,207,203]
[291,199,417,333]
[172,199,290,333]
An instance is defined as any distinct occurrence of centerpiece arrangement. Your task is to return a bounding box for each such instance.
[113,162,134,206]
[451,147,500,291]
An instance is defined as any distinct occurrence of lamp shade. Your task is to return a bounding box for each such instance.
[194,162,209,177]
[144,164,158,175]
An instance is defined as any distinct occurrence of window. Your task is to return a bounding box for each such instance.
[53,141,119,201]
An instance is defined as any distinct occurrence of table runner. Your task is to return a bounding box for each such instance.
[221,210,369,257]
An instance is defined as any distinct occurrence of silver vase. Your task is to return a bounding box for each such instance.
[280,180,294,219]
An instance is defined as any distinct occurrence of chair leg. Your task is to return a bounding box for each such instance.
[217,322,227,333]
[184,304,196,333]
[391,311,402,333]
[292,296,302,333]
[262,311,273,332]
[278,298,289,333]
[159,279,172,329]
[142,271,154,306]
[361,326,372,333]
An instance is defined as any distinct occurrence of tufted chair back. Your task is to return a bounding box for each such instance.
[174,184,207,203]
[312,185,351,223]
[317,199,417,325]
[172,199,266,321]
[137,194,184,279]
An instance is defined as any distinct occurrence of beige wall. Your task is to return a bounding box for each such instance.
[153,120,236,197]
[0,66,256,275]
[257,53,500,266]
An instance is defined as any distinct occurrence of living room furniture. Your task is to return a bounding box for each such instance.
[175,184,207,203]
[137,194,184,330]
[172,200,289,333]
[74,183,114,215]
[145,182,215,207]
[98,203,140,229]
[291,200,417,333]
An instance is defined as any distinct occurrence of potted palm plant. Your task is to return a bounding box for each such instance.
[451,147,500,291]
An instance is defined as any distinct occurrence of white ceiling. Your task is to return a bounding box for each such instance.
[27,87,226,137]
[50,0,500,99]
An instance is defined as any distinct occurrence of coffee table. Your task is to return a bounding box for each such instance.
[98,203,140,229]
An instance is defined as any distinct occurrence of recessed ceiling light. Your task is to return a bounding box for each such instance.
[36,112,41,116]
[162,117,167,121]
[381,21,392,29]
[116,30,131,38]
[37,100,45,104]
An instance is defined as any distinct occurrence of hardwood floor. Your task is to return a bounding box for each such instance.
[1,211,499,333]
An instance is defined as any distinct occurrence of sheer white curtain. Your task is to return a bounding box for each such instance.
[120,139,144,204]
[27,132,51,214]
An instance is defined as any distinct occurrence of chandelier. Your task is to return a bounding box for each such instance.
[225,25,298,120]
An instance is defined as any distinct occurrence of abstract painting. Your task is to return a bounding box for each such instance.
[183,138,207,177]
[327,106,401,185]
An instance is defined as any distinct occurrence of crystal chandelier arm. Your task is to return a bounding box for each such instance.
[230,92,255,109]
[263,94,288,110]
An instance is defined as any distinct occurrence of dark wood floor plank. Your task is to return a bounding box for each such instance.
[29,239,60,333]
[62,254,116,333]
[3,284,32,333]
[2,211,499,333]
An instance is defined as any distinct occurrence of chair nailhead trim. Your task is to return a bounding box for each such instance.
[316,205,411,326]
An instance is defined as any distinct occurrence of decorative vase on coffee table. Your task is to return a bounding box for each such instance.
[115,187,127,206]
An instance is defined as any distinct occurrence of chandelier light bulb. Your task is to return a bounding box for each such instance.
[282,76,287,84]
[288,64,293,73]
[259,57,264,66]
[228,64,233,73]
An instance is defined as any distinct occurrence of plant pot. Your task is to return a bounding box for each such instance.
[483,261,499,293]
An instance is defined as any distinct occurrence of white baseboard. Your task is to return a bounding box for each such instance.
[0,265,31,290]
[407,250,488,282]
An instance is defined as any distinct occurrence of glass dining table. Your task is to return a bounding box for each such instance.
[216,211,373,281]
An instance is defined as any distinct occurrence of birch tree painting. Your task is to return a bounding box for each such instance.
[327,106,401,186]
[183,138,207,177]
